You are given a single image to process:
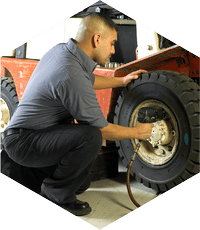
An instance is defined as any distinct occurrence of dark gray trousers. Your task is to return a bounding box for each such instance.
[3,124,102,204]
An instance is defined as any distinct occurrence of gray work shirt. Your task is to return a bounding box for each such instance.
[7,38,109,130]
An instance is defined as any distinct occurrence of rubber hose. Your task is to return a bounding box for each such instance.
[126,160,141,207]
[126,143,141,207]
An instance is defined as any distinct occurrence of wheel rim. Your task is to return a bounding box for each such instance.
[0,98,10,132]
[130,100,179,166]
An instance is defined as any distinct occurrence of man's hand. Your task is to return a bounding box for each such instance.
[134,122,154,140]
[94,69,147,90]
[121,69,147,87]
[99,122,154,141]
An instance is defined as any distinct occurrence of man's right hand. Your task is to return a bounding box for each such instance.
[99,122,154,141]
[134,122,154,140]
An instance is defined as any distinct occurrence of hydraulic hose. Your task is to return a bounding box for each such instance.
[126,143,141,207]
[126,107,165,207]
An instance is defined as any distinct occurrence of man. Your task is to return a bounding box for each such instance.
[2,13,153,216]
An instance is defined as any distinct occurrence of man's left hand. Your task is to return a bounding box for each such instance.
[121,69,147,87]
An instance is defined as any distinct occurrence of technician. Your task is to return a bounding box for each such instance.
[2,13,153,216]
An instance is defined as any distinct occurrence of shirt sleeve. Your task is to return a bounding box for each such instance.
[58,68,109,128]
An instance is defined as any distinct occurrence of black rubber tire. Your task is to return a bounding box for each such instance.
[114,70,200,192]
[1,77,19,147]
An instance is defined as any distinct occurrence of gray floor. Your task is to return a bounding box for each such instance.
[78,158,158,229]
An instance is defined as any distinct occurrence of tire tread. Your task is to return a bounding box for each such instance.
[114,70,200,192]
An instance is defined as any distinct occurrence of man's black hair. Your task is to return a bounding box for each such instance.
[86,13,119,32]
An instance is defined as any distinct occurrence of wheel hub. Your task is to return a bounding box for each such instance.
[0,98,10,132]
[130,100,179,165]
[149,120,174,147]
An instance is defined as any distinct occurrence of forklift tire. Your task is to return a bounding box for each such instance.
[1,77,19,147]
[114,70,200,192]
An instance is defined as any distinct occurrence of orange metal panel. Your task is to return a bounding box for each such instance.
[95,88,112,119]
[113,45,192,77]
[93,67,115,119]
[1,57,38,101]
[188,53,200,78]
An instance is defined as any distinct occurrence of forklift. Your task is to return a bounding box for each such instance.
[1,1,199,197]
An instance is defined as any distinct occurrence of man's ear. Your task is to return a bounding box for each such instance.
[93,34,101,48]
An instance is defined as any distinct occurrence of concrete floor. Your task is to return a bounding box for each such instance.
[78,158,158,229]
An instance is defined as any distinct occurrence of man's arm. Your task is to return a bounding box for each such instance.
[94,69,152,141]
[99,122,154,141]
[93,69,147,90]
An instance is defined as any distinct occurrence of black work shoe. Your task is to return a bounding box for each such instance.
[40,192,91,216]
[60,200,91,216]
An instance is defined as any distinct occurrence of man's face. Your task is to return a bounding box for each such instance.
[95,28,117,66]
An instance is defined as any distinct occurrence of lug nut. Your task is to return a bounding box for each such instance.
[167,146,172,151]
[160,149,165,155]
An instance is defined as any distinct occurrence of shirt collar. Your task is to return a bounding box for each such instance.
[66,38,97,74]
